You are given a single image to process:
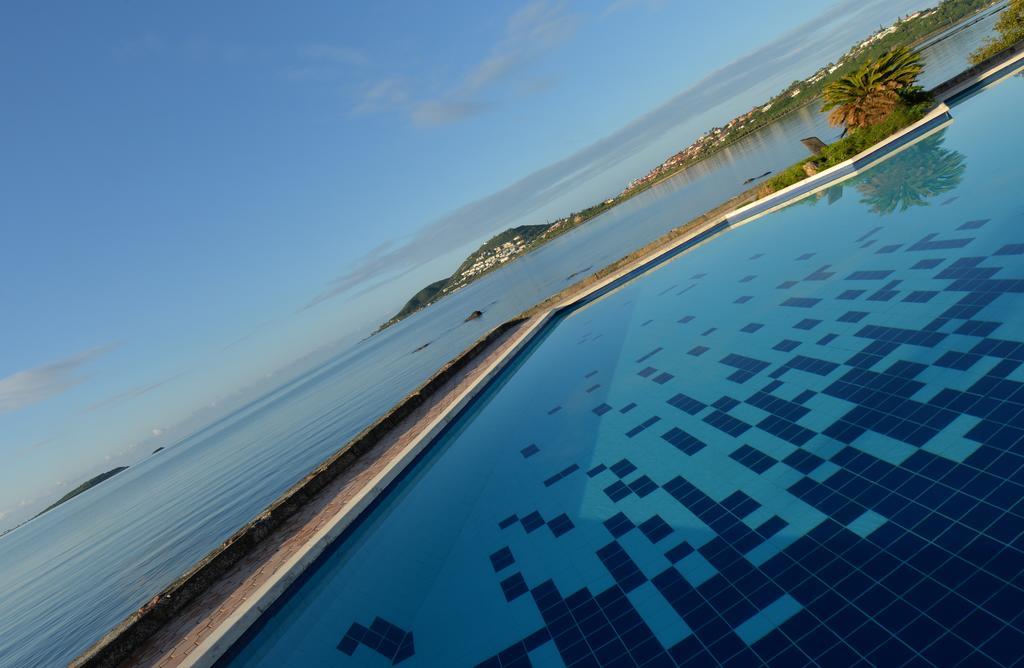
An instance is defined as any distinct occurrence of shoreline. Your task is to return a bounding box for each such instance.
[72,45,1024,668]
[377,0,1008,333]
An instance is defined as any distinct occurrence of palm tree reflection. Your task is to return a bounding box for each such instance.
[815,131,966,216]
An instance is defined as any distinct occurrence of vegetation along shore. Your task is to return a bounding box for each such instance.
[381,0,1010,331]
[0,467,130,539]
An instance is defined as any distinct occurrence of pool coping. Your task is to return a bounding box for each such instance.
[72,44,1024,668]
[931,39,1024,104]
[183,63,1011,668]
[183,312,559,667]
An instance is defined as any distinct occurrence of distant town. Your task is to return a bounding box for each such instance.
[452,234,532,286]
[381,0,1001,331]
[621,9,939,196]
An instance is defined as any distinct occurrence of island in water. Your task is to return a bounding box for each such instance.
[33,467,129,519]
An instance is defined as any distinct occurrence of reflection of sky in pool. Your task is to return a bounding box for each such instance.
[224,73,1024,667]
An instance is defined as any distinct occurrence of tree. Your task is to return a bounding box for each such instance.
[970,0,1024,64]
[821,47,924,130]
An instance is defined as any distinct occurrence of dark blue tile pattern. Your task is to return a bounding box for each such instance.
[469,213,1024,666]
[337,617,414,665]
[302,165,1024,666]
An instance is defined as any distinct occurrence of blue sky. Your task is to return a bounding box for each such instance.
[0,0,933,526]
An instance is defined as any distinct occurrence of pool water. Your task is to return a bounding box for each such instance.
[223,71,1024,667]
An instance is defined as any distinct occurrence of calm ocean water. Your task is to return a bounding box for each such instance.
[0,11,1003,667]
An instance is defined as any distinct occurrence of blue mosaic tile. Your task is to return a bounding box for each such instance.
[520,444,539,458]
[639,515,673,544]
[337,618,415,665]
[227,104,1024,668]
[500,573,529,602]
[604,512,635,538]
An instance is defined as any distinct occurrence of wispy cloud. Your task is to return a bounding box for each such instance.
[349,1,576,126]
[353,78,411,116]
[0,345,119,414]
[309,0,928,306]
[411,0,578,126]
[221,318,280,351]
[465,1,577,91]
[8,438,52,462]
[84,372,184,413]
[411,100,490,126]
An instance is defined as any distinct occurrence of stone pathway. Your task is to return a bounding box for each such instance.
[125,321,532,667]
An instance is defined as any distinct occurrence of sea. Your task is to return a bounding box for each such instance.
[0,8,1006,666]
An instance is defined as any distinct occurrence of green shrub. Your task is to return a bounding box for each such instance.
[761,161,814,193]
[759,101,931,197]
[971,0,1024,65]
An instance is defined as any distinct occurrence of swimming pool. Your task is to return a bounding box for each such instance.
[222,69,1024,667]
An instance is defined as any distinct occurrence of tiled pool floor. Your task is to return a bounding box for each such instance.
[223,74,1024,667]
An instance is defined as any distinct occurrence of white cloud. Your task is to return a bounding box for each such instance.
[350,1,576,126]
[0,344,119,414]
[151,428,164,437]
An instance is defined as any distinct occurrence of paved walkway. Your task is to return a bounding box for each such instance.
[125,320,532,667]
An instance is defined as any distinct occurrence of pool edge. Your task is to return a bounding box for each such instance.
[188,75,991,668]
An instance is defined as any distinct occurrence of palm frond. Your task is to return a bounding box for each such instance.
[821,46,924,130]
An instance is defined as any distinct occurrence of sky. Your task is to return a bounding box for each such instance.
[0,0,936,527]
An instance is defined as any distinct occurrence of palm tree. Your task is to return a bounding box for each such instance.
[822,47,924,130]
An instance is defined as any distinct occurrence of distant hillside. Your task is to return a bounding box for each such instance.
[34,467,128,518]
[391,279,450,323]
[378,2,1001,333]
[380,224,551,330]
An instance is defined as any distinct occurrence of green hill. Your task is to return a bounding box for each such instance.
[391,279,449,322]
[380,224,551,329]
[34,467,128,518]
